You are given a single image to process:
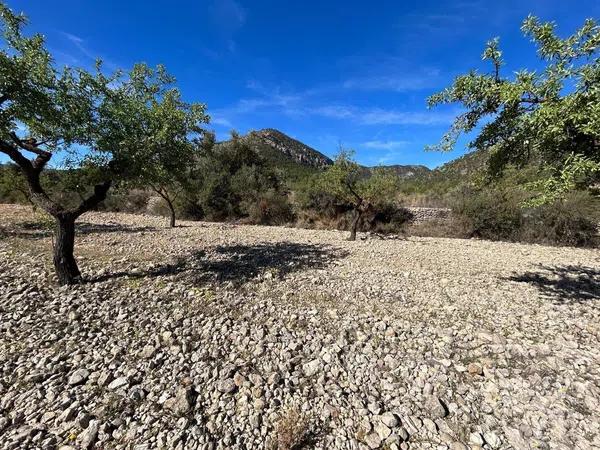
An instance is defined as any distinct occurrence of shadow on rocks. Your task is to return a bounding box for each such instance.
[89,242,348,286]
[76,222,157,235]
[0,221,156,241]
[506,265,600,303]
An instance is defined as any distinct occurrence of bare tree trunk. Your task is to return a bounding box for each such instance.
[151,185,177,228]
[1,137,111,285]
[167,198,176,228]
[349,208,361,241]
[53,215,80,285]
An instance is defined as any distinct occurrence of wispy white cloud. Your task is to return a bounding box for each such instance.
[213,79,457,131]
[309,105,354,119]
[360,108,454,126]
[343,69,441,92]
[313,105,455,126]
[60,32,118,70]
[210,0,247,53]
[211,116,233,127]
[362,140,409,150]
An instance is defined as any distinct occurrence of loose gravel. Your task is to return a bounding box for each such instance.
[0,204,599,450]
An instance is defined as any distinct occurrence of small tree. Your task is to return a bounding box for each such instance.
[0,4,207,284]
[427,16,600,204]
[318,150,398,240]
[125,81,208,228]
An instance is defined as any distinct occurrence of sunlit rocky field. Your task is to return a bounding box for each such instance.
[1,204,599,450]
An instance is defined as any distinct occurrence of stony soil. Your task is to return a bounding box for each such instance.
[1,204,599,450]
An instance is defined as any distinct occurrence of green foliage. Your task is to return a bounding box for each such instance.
[0,162,28,202]
[95,63,208,183]
[193,132,292,224]
[245,190,295,225]
[428,15,600,204]
[453,181,599,247]
[0,3,99,147]
[453,185,524,240]
[1,3,206,217]
[523,153,600,206]
[520,192,599,247]
[317,150,398,207]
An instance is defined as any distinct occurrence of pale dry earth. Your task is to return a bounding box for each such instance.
[0,204,599,450]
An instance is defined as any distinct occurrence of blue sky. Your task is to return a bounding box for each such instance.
[8,0,600,167]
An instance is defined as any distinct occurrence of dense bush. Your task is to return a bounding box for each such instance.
[452,185,599,247]
[367,203,414,234]
[519,192,599,247]
[101,189,150,213]
[296,184,412,235]
[244,190,295,225]
[194,134,294,225]
[453,186,523,240]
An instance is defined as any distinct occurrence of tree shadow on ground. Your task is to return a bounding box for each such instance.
[76,222,157,235]
[507,265,600,303]
[0,221,156,240]
[90,242,348,286]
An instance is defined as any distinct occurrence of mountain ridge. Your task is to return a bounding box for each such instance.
[224,128,438,179]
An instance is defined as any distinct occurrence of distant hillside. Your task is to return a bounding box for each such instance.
[247,129,332,170]
[434,149,490,179]
[220,129,435,182]
[396,149,492,206]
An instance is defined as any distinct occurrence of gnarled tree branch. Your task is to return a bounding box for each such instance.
[70,180,112,219]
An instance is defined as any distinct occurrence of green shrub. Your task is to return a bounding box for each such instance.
[519,192,599,247]
[451,185,599,247]
[101,189,150,213]
[244,191,295,225]
[453,187,523,240]
[367,203,414,234]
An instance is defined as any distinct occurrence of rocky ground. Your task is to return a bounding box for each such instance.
[0,204,599,450]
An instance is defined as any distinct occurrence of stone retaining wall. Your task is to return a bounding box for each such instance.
[406,207,452,224]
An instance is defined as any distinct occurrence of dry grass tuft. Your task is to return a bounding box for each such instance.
[273,406,311,450]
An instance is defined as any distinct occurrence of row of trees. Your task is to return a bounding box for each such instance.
[2,1,599,285]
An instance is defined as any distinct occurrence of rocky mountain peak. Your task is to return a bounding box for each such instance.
[250,128,333,170]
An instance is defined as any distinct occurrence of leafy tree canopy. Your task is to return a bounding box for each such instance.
[0,2,209,283]
[428,15,600,203]
[318,150,397,207]
[317,150,398,240]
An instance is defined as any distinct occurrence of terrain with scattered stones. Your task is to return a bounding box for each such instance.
[0,204,599,450]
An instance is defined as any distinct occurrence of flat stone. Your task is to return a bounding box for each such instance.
[364,432,382,449]
[425,396,448,418]
[375,421,391,440]
[164,387,195,415]
[483,431,502,448]
[467,363,483,376]
[380,412,399,428]
[77,419,99,450]
[68,369,90,386]
[108,377,129,390]
[217,379,237,394]
[469,432,485,445]
[303,359,322,377]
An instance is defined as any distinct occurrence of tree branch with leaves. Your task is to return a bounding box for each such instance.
[427,15,600,205]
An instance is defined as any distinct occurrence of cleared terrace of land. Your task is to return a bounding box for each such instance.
[1,204,599,450]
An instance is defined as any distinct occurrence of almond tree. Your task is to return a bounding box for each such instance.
[318,150,398,240]
[0,4,207,284]
[109,66,208,228]
[428,16,600,204]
